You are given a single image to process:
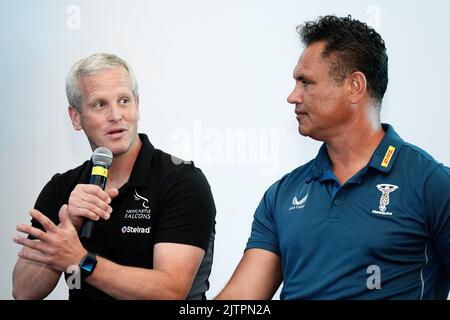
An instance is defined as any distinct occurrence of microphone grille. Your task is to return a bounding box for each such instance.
[92,147,113,166]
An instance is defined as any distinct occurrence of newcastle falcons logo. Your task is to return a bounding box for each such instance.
[372,184,398,216]
[125,189,152,219]
[134,189,149,209]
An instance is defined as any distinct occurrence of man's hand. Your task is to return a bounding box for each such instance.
[67,184,119,231]
[13,205,87,272]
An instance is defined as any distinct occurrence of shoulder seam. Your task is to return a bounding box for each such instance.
[400,143,435,163]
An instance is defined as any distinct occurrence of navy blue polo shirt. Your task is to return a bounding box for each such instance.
[247,124,450,299]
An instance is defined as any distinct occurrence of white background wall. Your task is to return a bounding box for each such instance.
[1,0,449,300]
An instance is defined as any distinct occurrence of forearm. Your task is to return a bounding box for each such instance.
[215,249,282,300]
[12,257,61,300]
[85,256,190,300]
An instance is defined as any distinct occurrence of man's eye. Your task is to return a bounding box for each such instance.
[302,80,311,86]
[94,101,106,108]
[120,98,129,104]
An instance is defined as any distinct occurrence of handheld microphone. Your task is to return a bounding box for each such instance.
[80,147,113,239]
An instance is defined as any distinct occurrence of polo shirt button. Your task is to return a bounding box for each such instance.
[334,199,340,205]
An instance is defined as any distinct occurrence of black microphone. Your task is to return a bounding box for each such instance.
[80,147,113,239]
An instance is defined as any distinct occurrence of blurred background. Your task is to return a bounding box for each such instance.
[1,0,449,299]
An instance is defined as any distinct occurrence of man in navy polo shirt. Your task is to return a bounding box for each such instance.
[217,15,450,299]
[12,53,216,300]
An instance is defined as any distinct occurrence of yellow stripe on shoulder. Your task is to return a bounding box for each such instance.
[381,146,396,168]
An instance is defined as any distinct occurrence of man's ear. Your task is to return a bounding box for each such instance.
[68,105,82,131]
[135,95,140,121]
[348,71,367,104]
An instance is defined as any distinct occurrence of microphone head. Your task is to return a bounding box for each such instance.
[92,147,113,167]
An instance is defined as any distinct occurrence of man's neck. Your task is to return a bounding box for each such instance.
[325,120,384,185]
[105,137,143,190]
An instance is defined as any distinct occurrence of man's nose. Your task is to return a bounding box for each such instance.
[107,104,122,121]
[287,87,302,105]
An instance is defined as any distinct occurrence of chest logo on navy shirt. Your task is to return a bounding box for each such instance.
[124,189,152,220]
[371,184,399,216]
[289,193,308,211]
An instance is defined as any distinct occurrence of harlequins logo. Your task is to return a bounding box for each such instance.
[371,184,398,216]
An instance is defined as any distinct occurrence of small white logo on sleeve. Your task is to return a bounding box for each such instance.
[371,184,398,216]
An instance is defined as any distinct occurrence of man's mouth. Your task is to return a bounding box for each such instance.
[295,110,307,120]
[107,128,126,136]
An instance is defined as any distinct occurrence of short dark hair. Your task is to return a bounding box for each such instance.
[297,15,388,103]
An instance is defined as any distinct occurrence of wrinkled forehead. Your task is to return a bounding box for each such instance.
[79,67,133,93]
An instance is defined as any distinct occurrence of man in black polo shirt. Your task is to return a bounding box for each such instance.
[12,53,216,300]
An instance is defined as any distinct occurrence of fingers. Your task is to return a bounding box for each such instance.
[16,246,50,265]
[80,184,112,203]
[72,208,101,222]
[69,184,112,221]
[29,209,57,233]
[58,204,73,229]
[75,197,111,220]
[13,236,46,253]
[106,188,119,200]
[79,193,112,218]
[16,223,49,241]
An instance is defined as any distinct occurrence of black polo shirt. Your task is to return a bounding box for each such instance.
[31,134,216,300]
